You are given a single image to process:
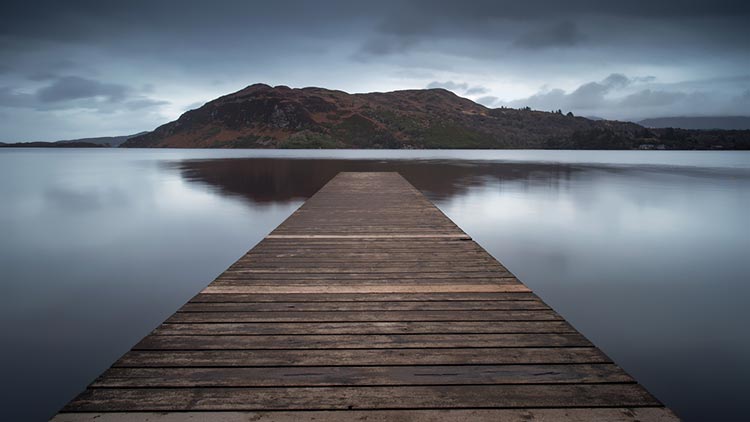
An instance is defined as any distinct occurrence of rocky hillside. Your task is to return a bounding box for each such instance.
[122,84,749,149]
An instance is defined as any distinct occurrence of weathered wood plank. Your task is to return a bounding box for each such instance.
[200,284,532,294]
[223,266,509,273]
[114,347,612,367]
[178,300,550,312]
[209,279,521,286]
[134,333,592,350]
[265,234,472,239]
[166,310,561,323]
[62,384,660,412]
[214,271,515,279]
[152,321,574,335]
[212,278,521,286]
[189,292,540,302]
[92,364,633,388]
[51,408,681,422]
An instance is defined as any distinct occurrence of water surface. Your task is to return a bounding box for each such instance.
[1,149,748,421]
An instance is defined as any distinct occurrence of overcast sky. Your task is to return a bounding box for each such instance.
[1,0,749,140]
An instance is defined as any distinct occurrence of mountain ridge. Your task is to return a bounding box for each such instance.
[1,132,148,147]
[638,116,750,130]
[122,84,750,150]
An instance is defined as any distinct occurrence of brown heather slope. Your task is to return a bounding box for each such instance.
[122,84,750,149]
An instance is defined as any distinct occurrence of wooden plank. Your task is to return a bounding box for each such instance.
[178,300,550,312]
[210,279,521,286]
[92,364,633,388]
[214,271,515,278]
[51,408,681,422]
[166,310,561,323]
[231,258,499,264]
[189,292,540,302]
[250,244,482,249]
[222,266,509,273]
[152,321,575,336]
[62,384,660,412]
[133,333,592,350]
[265,234,472,239]
[200,284,532,294]
[114,347,612,367]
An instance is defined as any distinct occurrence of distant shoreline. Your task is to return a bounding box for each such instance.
[0,141,105,148]
[2,145,749,151]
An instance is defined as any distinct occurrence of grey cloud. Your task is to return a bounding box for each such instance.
[499,73,746,120]
[364,0,750,44]
[729,89,750,109]
[427,81,469,91]
[509,88,565,110]
[426,81,491,97]
[620,90,686,107]
[391,69,436,79]
[514,21,586,49]
[37,77,129,103]
[358,36,417,56]
[566,82,609,108]
[124,99,170,111]
[184,101,207,111]
[466,86,490,95]
[476,96,499,106]
[27,72,58,81]
[506,73,638,111]
[0,76,168,115]
[0,87,36,108]
[390,1,750,23]
[602,74,631,89]
[348,0,750,63]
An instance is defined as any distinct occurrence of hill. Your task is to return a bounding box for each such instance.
[55,132,149,147]
[639,116,750,130]
[0,141,105,148]
[1,132,148,147]
[122,84,750,150]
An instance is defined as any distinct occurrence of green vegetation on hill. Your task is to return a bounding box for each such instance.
[279,131,341,149]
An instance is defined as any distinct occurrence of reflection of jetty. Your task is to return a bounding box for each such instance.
[53,172,677,421]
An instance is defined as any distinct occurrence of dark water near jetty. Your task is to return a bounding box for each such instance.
[1,149,749,421]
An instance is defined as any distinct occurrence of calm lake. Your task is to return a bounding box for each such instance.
[1,149,749,421]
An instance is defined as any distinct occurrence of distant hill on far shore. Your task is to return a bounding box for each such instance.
[639,116,750,130]
[55,132,149,147]
[0,141,105,148]
[0,132,148,148]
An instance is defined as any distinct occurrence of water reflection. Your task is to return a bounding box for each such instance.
[176,158,586,203]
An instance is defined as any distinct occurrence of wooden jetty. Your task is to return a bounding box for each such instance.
[53,172,678,421]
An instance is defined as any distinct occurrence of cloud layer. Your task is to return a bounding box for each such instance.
[1,0,749,140]
[484,74,750,120]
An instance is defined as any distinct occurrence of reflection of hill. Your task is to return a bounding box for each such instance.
[176,158,582,204]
